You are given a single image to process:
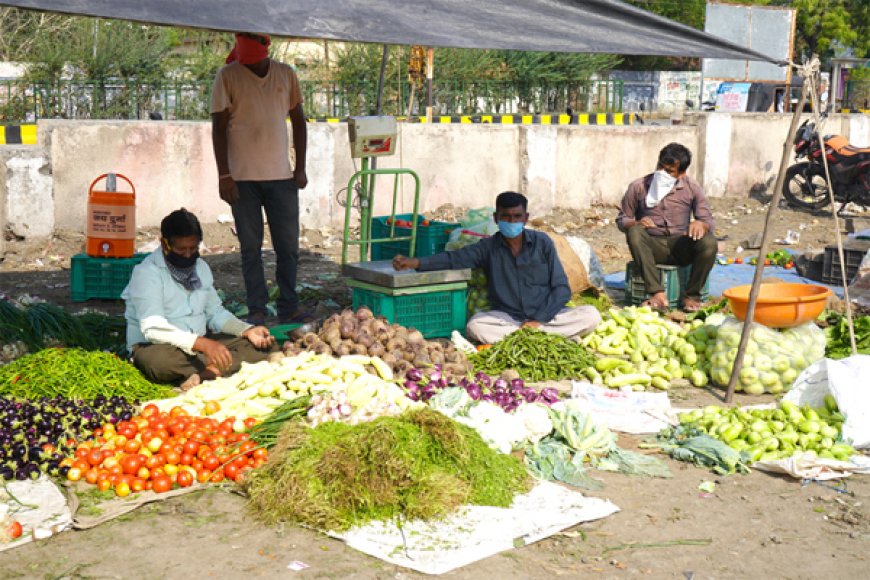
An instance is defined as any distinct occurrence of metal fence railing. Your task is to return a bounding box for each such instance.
[0,80,211,122]
[304,79,624,117]
[0,78,625,122]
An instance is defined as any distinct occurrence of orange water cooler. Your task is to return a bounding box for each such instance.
[85,173,136,258]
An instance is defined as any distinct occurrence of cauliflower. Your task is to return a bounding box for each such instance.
[427,387,473,418]
[460,401,527,454]
[514,402,554,443]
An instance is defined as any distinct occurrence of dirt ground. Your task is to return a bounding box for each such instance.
[0,197,869,578]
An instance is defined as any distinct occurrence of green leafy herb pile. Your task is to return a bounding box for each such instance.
[469,327,596,382]
[0,348,176,401]
[653,425,751,476]
[566,289,613,313]
[245,407,531,531]
[824,313,870,359]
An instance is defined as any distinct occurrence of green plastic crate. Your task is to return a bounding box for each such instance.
[269,323,302,340]
[369,214,458,261]
[71,253,147,302]
[624,262,709,308]
[347,279,467,338]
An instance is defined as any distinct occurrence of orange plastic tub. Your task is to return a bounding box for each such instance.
[722,283,831,328]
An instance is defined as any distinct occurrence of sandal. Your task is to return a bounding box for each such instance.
[641,297,669,313]
[245,312,267,326]
[682,298,703,313]
[279,308,319,325]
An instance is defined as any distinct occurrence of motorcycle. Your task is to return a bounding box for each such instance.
[782,117,870,213]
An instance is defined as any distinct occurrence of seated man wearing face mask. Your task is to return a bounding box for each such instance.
[391,191,601,344]
[616,142,717,313]
[122,208,277,390]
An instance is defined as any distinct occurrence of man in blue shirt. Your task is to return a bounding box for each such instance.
[392,191,601,344]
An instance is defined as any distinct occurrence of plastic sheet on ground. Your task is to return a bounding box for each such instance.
[570,381,672,434]
[604,262,844,299]
[0,476,72,552]
[70,484,204,529]
[784,355,870,449]
[329,481,619,575]
[754,451,870,481]
[849,250,870,308]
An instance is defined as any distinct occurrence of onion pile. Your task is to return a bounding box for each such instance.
[282,307,470,378]
[402,368,561,412]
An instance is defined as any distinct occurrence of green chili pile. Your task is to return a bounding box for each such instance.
[0,348,176,401]
[468,327,597,382]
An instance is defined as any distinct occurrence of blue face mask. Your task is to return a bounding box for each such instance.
[498,221,525,239]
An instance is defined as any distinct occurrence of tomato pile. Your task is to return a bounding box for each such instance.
[62,404,268,497]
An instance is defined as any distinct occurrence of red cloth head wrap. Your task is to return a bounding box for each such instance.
[226,33,271,65]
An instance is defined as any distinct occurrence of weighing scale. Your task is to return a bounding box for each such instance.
[340,118,470,338]
[342,260,471,288]
[342,116,421,265]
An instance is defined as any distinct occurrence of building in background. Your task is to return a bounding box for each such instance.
[701,2,796,112]
[830,55,869,112]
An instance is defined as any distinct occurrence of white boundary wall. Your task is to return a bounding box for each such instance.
[0,114,867,243]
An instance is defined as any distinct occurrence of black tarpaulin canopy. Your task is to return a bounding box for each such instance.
[0,0,779,62]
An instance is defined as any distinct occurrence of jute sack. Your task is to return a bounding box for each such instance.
[547,232,593,294]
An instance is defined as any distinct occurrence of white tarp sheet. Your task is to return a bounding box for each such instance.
[570,381,673,434]
[0,476,72,552]
[330,481,619,575]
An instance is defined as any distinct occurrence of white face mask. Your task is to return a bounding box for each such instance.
[645,170,677,208]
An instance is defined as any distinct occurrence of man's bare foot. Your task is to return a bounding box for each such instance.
[642,291,669,312]
[682,297,703,313]
[201,365,222,382]
[180,373,201,391]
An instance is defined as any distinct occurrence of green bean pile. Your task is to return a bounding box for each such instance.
[0,348,176,401]
[468,328,597,382]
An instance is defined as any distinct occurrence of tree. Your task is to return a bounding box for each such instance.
[326,43,622,115]
[1,7,231,120]
[0,8,69,62]
[773,0,858,60]
[622,0,868,67]
[619,0,706,70]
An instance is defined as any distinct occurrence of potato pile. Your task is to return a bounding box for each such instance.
[282,307,470,378]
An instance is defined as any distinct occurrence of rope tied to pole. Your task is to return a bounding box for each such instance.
[724,56,859,404]
[802,61,858,356]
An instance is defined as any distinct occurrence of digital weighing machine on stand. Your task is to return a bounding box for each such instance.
[340,116,470,338]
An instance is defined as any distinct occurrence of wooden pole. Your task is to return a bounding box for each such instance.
[426,47,434,123]
[724,67,812,404]
[375,44,388,115]
[806,72,858,356]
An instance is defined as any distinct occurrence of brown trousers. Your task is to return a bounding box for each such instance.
[132,333,277,386]
[625,226,717,300]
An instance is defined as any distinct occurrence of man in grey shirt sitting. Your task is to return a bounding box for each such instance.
[616,143,716,313]
[392,191,601,344]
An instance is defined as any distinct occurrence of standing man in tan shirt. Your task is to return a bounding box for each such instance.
[616,143,716,313]
[211,32,312,325]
